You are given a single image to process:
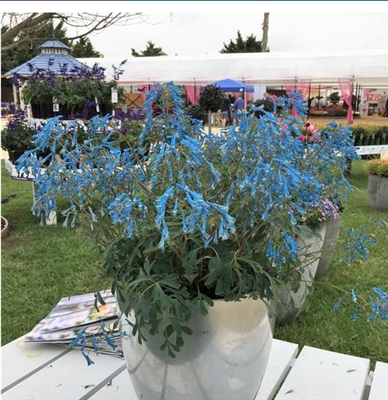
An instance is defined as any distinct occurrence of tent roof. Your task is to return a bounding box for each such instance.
[78,49,388,88]
[207,78,254,92]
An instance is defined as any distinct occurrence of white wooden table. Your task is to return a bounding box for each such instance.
[2,335,387,400]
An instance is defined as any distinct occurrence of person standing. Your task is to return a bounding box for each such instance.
[220,93,231,127]
[383,97,388,117]
[233,94,244,125]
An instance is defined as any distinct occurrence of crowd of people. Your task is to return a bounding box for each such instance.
[220,93,245,127]
[218,91,288,127]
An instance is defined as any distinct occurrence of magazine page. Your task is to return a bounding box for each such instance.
[24,290,120,342]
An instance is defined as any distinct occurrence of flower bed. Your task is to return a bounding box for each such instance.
[309,107,347,117]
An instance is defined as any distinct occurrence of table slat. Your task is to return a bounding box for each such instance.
[255,339,298,400]
[1,336,70,391]
[2,348,124,400]
[88,367,137,400]
[275,346,370,400]
[369,362,388,400]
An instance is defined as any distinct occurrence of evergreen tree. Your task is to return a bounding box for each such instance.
[220,31,264,53]
[71,37,103,58]
[1,20,69,94]
[131,41,167,57]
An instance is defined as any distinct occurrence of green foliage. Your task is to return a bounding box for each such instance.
[1,119,34,152]
[351,125,388,146]
[21,77,124,119]
[115,121,144,150]
[184,103,207,124]
[71,37,103,58]
[220,30,264,53]
[199,85,223,112]
[254,99,275,115]
[366,159,388,177]
[131,41,167,57]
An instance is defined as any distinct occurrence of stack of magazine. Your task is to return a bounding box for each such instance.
[24,290,124,358]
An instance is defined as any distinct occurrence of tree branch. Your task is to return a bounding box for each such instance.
[1,13,146,51]
[1,13,55,44]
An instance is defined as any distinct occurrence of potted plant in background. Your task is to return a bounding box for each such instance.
[13,60,125,120]
[17,84,374,400]
[1,215,9,237]
[1,110,35,163]
[275,202,328,326]
[315,199,343,278]
[328,91,341,105]
[198,84,223,133]
[367,158,388,210]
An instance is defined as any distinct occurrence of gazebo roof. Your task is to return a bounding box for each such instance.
[38,40,71,50]
[4,40,89,78]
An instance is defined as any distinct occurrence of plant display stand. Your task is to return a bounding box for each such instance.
[5,159,57,225]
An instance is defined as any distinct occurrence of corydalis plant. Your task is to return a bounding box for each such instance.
[16,83,378,357]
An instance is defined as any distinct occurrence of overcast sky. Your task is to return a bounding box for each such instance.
[86,11,388,58]
[2,2,388,58]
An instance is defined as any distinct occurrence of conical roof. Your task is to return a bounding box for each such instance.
[38,40,71,50]
[5,40,90,77]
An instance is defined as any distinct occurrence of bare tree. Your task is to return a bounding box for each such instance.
[1,13,148,51]
[262,13,269,52]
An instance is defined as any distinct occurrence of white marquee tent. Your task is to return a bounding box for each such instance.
[78,49,388,88]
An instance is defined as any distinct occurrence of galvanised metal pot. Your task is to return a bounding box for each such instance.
[315,216,342,278]
[275,223,326,326]
[120,297,273,400]
[368,174,388,210]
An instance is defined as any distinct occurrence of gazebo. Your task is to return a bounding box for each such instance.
[4,40,90,115]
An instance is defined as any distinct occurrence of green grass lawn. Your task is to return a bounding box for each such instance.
[1,160,387,368]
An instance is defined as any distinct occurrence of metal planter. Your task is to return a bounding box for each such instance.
[120,298,273,400]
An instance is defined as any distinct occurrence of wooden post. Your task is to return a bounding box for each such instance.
[12,85,19,108]
[318,84,321,109]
